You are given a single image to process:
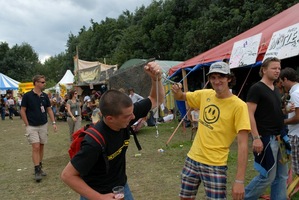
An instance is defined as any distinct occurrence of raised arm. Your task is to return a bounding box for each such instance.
[144,62,165,109]
[171,83,186,101]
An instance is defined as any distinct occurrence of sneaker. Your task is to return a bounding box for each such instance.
[40,169,47,176]
[35,171,42,182]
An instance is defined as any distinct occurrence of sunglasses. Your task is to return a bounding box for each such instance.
[38,81,46,84]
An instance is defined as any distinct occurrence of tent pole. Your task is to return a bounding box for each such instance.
[237,67,252,97]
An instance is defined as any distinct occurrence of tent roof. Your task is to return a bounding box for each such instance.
[0,73,20,90]
[169,3,299,75]
[58,70,74,85]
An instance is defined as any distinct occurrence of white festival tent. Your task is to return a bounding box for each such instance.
[55,69,74,92]
[46,70,74,93]
[0,73,20,93]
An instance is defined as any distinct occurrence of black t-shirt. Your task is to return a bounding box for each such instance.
[21,90,51,126]
[71,98,152,194]
[246,81,284,136]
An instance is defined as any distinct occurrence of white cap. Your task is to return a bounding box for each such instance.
[84,96,90,102]
[207,61,230,75]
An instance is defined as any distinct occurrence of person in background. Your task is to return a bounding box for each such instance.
[128,88,143,103]
[245,57,288,199]
[20,75,57,182]
[172,61,250,200]
[61,62,164,200]
[0,96,6,120]
[7,95,15,120]
[66,90,82,141]
[51,97,58,117]
[17,93,23,118]
[280,67,299,195]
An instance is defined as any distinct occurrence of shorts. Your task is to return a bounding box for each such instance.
[180,157,227,200]
[25,124,48,144]
[290,135,299,175]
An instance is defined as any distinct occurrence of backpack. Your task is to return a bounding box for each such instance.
[68,123,142,174]
[68,123,109,174]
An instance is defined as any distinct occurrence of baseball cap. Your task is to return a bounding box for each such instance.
[84,95,90,102]
[207,61,230,75]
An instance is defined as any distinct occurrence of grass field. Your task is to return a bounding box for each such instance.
[0,116,296,199]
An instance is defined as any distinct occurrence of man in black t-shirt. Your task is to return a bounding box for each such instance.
[20,75,57,182]
[61,62,164,200]
[245,57,288,199]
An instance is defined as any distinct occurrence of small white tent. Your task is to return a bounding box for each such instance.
[55,70,74,92]
[58,70,74,85]
[46,70,74,93]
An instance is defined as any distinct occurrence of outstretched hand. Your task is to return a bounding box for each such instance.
[144,62,162,81]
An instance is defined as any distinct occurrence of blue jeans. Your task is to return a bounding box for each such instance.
[80,183,134,200]
[1,107,5,120]
[245,136,288,200]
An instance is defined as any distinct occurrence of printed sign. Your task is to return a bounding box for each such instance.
[229,33,262,69]
[264,23,299,60]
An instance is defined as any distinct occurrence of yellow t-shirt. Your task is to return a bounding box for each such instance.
[186,89,250,166]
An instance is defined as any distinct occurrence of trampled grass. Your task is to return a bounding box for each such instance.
[0,117,297,199]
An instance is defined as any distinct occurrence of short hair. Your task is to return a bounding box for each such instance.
[280,67,299,82]
[32,75,46,85]
[100,89,133,117]
[259,57,281,77]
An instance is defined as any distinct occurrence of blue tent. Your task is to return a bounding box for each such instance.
[0,73,20,90]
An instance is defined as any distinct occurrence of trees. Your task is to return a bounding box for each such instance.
[1,0,299,83]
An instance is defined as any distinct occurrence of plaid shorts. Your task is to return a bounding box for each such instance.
[179,157,227,200]
[290,135,299,175]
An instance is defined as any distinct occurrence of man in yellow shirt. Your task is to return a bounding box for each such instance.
[172,61,251,200]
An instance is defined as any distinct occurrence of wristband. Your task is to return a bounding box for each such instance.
[253,135,261,140]
[235,180,244,184]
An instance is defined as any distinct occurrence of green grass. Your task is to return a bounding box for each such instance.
[0,117,297,199]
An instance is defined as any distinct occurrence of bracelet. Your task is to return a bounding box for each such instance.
[253,135,261,140]
[52,121,56,125]
[235,180,244,184]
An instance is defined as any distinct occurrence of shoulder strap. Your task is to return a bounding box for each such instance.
[84,127,109,174]
[129,126,142,151]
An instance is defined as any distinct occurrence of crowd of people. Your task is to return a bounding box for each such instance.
[4,57,299,199]
[0,93,22,120]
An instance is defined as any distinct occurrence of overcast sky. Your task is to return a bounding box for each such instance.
[0,0,153,63]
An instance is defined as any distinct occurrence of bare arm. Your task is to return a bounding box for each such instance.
[171,83,186,101]
[61,162,114,200]
[232,130,249,200]
[247,102,263,154]
[145,62,165,109]
[285,107,299,124]
[20,107,29,126]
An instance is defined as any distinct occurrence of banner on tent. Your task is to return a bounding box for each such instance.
[74,58,117,86]
[264,22,299,61]
[229,33,262,69]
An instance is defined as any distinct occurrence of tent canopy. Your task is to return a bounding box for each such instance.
[169,3,299,75]
[0,73,20,90]
[58,70,74,85]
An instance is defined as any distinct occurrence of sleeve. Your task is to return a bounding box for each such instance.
[246,84,260,104]
[21,94,28,107]
[71,137,103,176]
[130,98,152,125]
